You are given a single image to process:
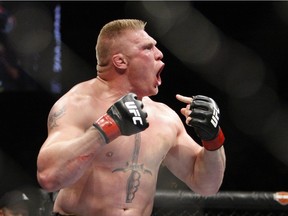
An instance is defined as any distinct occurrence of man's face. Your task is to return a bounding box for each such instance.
[120,29,165,97]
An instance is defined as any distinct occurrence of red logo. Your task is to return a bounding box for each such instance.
[274,191,288,205]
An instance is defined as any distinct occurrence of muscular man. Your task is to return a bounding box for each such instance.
[37,19,226,216]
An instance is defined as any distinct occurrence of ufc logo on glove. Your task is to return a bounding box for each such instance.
[93,93,149,143]
[125,101,144,125]
[211,107,220,128]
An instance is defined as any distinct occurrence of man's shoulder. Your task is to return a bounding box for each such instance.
[54,80,96,108]
[70,78,96,92]
[61,78,96,97]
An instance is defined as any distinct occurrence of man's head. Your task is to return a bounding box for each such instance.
[96,19,147,69]
[95,19,164,98]
[0,191,31,216]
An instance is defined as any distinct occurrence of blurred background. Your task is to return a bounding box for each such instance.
[1,1,288,199]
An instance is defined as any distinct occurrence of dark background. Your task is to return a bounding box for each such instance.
[1,1,288,196]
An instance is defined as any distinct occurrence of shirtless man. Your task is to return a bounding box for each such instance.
[36,19,226,216]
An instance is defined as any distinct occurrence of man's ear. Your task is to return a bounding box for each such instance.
[112,53,127,70]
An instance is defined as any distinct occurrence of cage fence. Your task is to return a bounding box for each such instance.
[152,190,288,216]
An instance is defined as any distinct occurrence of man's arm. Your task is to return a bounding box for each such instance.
[164,94,226,195]
[37,93,149,192]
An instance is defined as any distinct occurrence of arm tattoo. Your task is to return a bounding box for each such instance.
[112,133,152,203]
[48,106,65,129]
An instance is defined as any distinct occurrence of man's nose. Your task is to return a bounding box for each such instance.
[155,47,163,60]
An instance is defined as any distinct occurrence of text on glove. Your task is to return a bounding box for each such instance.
[125,101,144,125]
[211,107,220,128]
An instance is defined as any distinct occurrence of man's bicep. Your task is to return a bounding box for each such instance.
[163,129,201,186]
[43,104,86,148]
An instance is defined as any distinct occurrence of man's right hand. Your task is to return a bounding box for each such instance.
[93,93,149,143]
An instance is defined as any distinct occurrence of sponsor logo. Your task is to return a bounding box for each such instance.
[273,191,288,205]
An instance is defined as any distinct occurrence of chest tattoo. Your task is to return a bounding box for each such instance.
[112,133,152,203]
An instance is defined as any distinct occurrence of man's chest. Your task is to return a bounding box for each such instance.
[94,117,177,168]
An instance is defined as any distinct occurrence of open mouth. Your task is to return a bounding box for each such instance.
[156,64,165,85]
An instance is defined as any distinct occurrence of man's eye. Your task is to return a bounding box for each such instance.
[145,45,153,50]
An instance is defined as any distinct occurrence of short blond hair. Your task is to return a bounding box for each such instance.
[96,19,146,67]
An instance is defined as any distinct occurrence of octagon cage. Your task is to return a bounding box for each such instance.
[151,190,288,216]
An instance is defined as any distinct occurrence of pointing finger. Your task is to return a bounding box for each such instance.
[176,94,193,104]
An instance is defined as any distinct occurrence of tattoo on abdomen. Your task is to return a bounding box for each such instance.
[112,133,152,203]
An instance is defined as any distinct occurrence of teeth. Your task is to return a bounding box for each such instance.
[156,64,164,86]
[157,67,163,76]
[157,72,161,85]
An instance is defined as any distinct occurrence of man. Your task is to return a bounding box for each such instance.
[37,19,226,216]
[0,190,31,216]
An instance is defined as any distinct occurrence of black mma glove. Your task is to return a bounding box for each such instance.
[189,95,225,151]
[93,93,149,143]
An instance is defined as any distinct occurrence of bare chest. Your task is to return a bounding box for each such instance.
[87,97,179,172]
[94,115,177,171]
